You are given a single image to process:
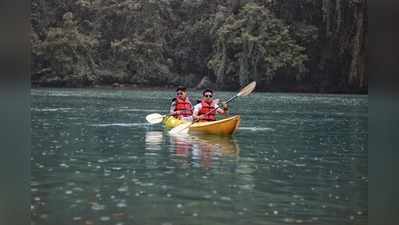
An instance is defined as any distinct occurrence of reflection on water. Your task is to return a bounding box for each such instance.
[145,131,164,151]
[145,131,240,169]
[171,134,240,169]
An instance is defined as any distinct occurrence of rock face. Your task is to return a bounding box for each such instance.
[195,76,215,90]
[271,0,367,92]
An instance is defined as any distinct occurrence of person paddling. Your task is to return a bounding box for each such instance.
[170,86,193,121]
[193,89,228,121]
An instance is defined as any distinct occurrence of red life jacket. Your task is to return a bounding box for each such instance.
[198,100,217,121]
[174,98,193,118]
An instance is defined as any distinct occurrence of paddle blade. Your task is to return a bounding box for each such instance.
[169,122,192,135]
[237,81,256,96]
[146,113,164,124]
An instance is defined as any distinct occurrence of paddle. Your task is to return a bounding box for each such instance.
[169,81,257,135]
[146,113,167,124]
[146,110,193,124]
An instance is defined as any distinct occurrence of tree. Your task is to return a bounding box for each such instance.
[208,3,308,89]
[39,12,99,86]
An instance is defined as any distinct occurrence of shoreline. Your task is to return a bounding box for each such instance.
[31,84,368,95]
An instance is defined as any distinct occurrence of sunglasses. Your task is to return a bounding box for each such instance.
[204,94,213,98]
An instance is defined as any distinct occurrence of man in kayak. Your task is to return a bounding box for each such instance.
[169,86,193,121]
[193,89,228,121]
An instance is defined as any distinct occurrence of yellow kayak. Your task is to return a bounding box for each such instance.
[163,115,240,135]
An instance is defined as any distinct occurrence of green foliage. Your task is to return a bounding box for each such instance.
[31,0,367,92]
[39,12,99,86]
[111,36,173,85]
[209,3,308,87]
[104,0,175,85]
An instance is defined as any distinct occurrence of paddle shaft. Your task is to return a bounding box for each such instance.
[174,95,238,118]
[203,81,255,116]
[163,109,192,118]
[202,94,238,116]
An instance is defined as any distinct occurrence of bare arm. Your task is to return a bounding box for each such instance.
[193,103,201,119]
[169,101,176,115]
[217,102,228,116]
[216,108,225,114]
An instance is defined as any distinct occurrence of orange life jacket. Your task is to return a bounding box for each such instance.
[174,98,193,118]
[198,100,217,121]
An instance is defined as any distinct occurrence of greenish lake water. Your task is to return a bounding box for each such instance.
[31,89,367,225]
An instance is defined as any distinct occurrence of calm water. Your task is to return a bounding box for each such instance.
[31,89,368,225]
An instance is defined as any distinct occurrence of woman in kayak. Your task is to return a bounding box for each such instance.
[193,89,228,121]
[169,86,193,121]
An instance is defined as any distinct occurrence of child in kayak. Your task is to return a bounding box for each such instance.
[169,86,193,121]
[193,89,228,121]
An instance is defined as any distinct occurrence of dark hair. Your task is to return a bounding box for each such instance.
[176,86,187,92]
[202,89,213,96]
